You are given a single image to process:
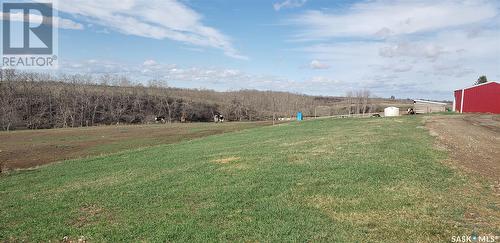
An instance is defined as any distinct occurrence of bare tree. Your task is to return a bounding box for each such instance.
[346,91,353,115]
[361,90,370,115]
[0,71,391,130]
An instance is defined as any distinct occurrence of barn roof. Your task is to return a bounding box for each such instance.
[413,99,447,105]
[454,81,499,92]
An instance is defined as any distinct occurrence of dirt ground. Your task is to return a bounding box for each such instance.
[425,114,500,187]
[0,122,274,171]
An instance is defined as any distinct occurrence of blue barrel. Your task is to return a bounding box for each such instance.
[297,112,303,121]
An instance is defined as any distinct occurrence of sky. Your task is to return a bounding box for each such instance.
[17,0,500,100]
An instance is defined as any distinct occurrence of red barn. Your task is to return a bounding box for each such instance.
[453,82,500,114]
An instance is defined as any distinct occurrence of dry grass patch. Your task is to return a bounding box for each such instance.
[218,163,251,171]
[213,156,240,164]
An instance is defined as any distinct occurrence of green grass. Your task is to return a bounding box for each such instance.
[0,117,498,242]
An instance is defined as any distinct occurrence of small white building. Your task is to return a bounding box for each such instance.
[384,107,400,117]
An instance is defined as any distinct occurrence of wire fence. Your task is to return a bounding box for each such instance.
[306,113,382,120]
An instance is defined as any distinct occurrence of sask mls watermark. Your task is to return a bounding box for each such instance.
[452,234,499,242]
[1,1,58,69]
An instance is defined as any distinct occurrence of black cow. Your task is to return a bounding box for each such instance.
[214,114,225,123]
[155,116,166,123]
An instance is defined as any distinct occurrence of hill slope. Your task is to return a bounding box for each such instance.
[0,71,414,130]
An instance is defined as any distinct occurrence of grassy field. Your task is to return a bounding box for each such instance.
[0,117,498,242]
[0,122,274,170]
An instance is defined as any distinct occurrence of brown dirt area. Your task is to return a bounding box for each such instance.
[425,114,500,187]
[0,122,275,171]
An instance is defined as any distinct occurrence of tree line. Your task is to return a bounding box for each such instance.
[0,70,393,131]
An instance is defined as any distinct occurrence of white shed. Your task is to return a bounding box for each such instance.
[384,107,400,117]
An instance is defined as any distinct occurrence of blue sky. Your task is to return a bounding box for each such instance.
[28,0,500,99]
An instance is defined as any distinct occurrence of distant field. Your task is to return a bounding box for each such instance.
[0,117,498,242]
[0,122,275,170]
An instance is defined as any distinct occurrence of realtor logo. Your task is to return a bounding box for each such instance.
[1,1,58,68]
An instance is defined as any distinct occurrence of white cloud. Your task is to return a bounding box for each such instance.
[392,64,413,73]
[143,60,158,66]
[378,42,445,61]
[1,12,84,30]
[309,59,331,69]
[432,63,474,78]
[59,57,468,99]
[50,0,500,100]
[307,76,340,85]
[290,0,500,99]
[274,0,307,11]
[58,59,352,95]
[290,0,497,39]
[298,29,500,99]
[46,0,246,59]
